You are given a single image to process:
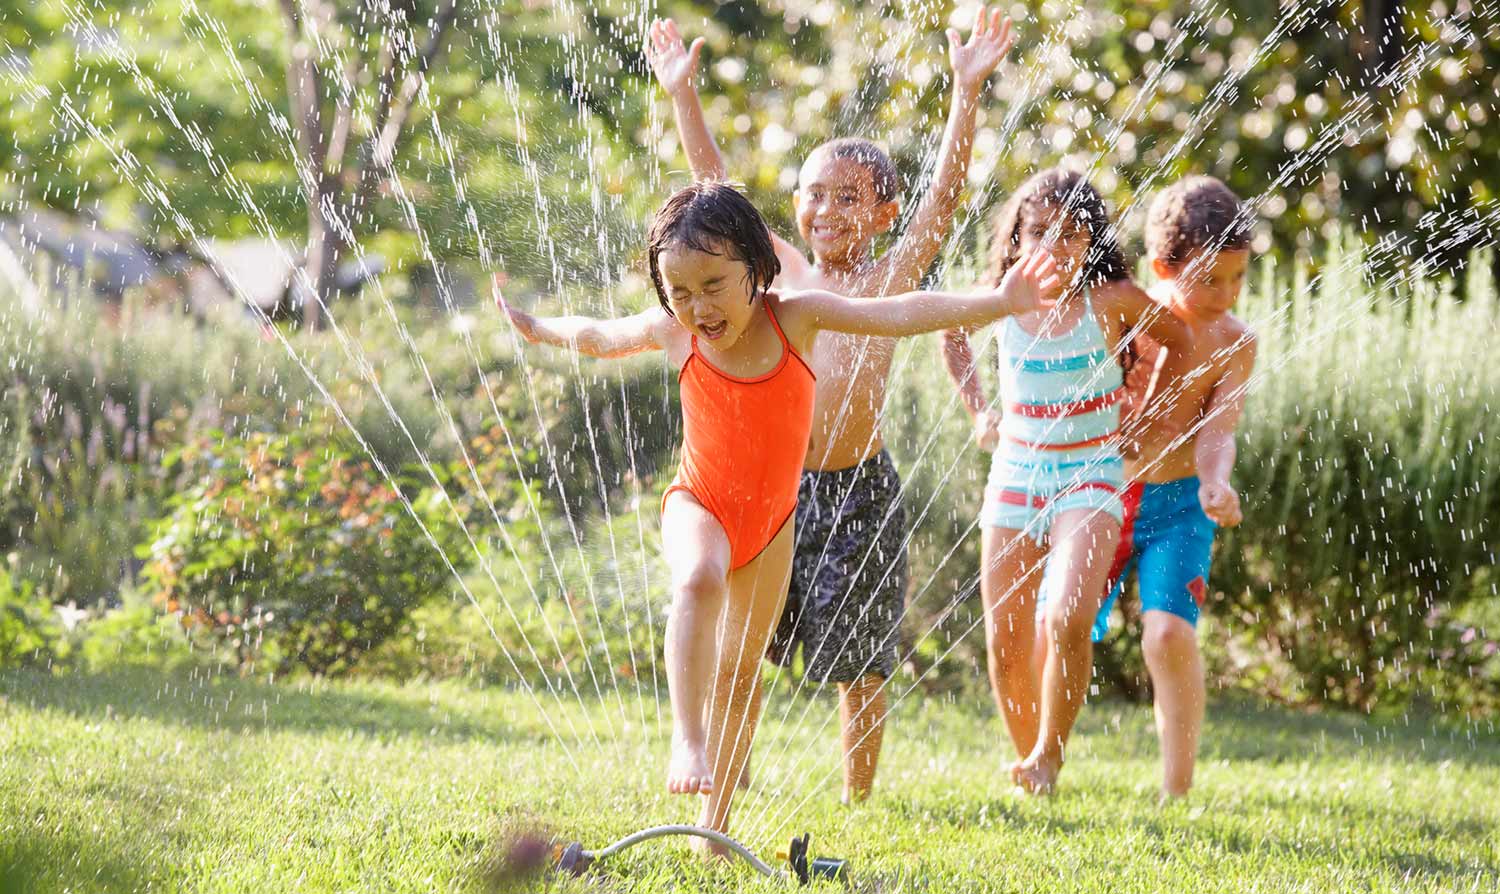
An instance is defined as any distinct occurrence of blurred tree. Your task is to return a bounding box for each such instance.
[2,0,1495,308]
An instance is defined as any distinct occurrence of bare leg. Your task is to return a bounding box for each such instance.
[1013,508,1120,795]
[661,492,732,796]
[697,518,795,855]
[981,526,1048,760]
[1031,615,1049,686]
[737,685,760,791]
[1142,610,1205,799]
[838,673,886,803]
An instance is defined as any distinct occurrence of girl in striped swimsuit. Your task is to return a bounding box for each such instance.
[942,168,1189,795]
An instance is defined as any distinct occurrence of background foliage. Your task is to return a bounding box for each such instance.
[0,1,1495,714]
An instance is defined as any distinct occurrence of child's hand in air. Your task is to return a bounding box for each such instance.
[646,18,705,98]
[948,5,1015,93]
[995,249,1062,316]
[493,274,541,344]
[1199,479,1242,527]
[974,408,1002,451]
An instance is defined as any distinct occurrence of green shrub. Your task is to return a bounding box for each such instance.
[1210,240,1500,711]
[363,493,671,700]
[138,420,477,676]
[0,566,61,669]
[67,592,204,674]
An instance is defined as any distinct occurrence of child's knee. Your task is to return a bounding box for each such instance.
[672,561,726,604]
[1044,601,1095,644]
[1143,612,1197,662]
[987,629,1034,676]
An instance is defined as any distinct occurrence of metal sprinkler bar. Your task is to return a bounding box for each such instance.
[554,825,849,885]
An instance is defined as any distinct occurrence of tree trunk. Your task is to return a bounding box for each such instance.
[301,181,341,329]
[1362,0,1405,86]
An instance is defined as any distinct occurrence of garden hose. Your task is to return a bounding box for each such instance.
[554,825,849,885]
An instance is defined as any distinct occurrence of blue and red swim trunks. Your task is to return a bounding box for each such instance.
[1086,475,1216,640]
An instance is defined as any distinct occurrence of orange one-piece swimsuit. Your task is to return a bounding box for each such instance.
[661,299,817,570]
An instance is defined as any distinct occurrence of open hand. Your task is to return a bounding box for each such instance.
[996,250,1062,316]
[493,274,541,344]
[947,6,1015,92]
[1199,479,1242,527]
[646,18,704,97]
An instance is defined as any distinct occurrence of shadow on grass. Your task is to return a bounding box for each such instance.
[1125,812,1495,879]
[1,826,160,893]
[0,666,570,747]
[1197,694,1500,768]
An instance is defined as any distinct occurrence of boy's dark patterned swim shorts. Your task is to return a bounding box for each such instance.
[766,449,908,684]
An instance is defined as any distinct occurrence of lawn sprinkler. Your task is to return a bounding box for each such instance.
[553,825,849,885]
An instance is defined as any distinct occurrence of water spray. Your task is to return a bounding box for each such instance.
[552,825,849,885]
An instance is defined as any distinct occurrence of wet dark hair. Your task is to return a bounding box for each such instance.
[987,168,1128,287]
[1146,175,1253,267]
[817,138,902,203]
[646,182,781,316]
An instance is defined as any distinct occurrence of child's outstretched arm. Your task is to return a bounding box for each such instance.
[786,250,1057,338]
[647,18,811,278]
[875,6,1014,291]
[1194,331,1257,527]
[495,278,668,359]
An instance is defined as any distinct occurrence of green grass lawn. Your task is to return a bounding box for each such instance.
[2,668,1496,893]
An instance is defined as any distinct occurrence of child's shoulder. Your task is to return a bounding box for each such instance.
[1215,312,1255,352]
[650,308,693,358]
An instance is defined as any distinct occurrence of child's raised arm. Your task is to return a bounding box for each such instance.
[646,19,725,181]
[1194,330,1257,526]
[874,6,1014,292]
[647,18,810,279]
[786,249,1057,339]
[495,278,668,359]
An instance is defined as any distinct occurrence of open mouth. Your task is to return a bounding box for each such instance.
[811,223,846,241]
[699,320,728,340]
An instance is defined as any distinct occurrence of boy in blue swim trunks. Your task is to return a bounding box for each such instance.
[1048,176,1257,798]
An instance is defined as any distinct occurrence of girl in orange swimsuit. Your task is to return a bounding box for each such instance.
[497,181,1058,855]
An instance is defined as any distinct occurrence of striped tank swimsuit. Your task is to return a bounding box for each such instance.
[980,291,1126,541]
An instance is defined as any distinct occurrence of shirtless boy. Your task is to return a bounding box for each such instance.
[1089,175,1257,798]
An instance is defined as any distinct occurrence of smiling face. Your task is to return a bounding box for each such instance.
[657,241,760,348]
[793,150,898,268]
[1018,204,1094,288]
[1158,248,1250,316]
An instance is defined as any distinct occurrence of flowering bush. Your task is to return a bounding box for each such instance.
[139,420,487,676]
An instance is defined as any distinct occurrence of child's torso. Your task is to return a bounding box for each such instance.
[780,262,897,472]
[996,291,1124,454]
[676,299,817,516]
[1123,308,1248,483]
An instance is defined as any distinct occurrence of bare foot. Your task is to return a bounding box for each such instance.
[667,738,714,795]
[689,834,733,861]
[1010,749,1062,796]
[841,785,871,806]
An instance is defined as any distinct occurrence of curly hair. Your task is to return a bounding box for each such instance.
[986,168,1128,287]
[815,138,902,203]
[646,182,781,316]
[1146,176,1253,267]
